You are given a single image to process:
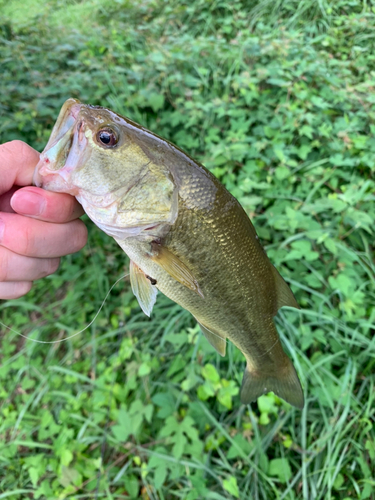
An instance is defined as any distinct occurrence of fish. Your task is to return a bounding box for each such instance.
[34,98,304,409]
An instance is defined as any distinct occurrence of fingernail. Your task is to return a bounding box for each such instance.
[11,191,46,216]
[0,219,4,243]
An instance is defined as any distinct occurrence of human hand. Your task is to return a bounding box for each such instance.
[0,140,88,300]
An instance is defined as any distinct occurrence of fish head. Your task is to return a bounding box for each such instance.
[34,98,178,239]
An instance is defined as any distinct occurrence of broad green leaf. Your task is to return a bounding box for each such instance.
[223,476,239,498]
[268,458,292,483]
[202,364,220,383]
[59,466,81,488]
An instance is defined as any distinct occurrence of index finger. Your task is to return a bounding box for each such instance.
[0,141,40,195]
[10,186,85,223]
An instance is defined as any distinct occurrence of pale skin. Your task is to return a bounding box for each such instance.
[0,141,88,300]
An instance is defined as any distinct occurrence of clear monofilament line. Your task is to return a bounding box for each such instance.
[0,273,129,344]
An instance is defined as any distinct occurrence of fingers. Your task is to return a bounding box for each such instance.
[1,140,84,222]
[11,186,84,222]
[0,186,19,213]
[0,247,60,282]
[0,281,33,300]
[0,140,88,301]
[0,141,40,195]
[0,212,88,258]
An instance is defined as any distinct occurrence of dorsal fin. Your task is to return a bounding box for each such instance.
[270,265,300,312]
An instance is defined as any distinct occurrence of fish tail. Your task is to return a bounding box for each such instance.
[240,358,304,409]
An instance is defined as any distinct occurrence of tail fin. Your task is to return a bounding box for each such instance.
[240,358,304,409]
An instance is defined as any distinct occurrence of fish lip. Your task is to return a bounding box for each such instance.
[47,103,81,152]
[33,99,84,189]
[45,98,81,149]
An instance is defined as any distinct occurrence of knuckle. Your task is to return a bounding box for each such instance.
[11,140,32,159]
[71,221,88,251]
[0,140,29,159]
[47,257,60,276]
[9,140,25,147]
[0,140,22,152]
[0,281,32,300]
[35,258,60,280]
[14,282,33,299]
[46,193,80,223]
[64,196,77,221]
[32,257,60,281]
[0,250,9,282]
[19,223,37,256]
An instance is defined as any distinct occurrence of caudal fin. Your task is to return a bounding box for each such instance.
[240,358,304,409]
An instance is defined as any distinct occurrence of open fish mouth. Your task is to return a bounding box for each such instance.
[33,98,85,194]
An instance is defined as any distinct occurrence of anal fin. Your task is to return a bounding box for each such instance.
[130,260,158,317]
[196,319,226,356]
[151,242,204,298]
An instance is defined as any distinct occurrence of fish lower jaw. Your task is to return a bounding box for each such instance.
[92,219,164,240]
[35,174,79,195]
[33,159,79,195]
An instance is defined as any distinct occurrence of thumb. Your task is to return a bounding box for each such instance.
[0,141,40,195]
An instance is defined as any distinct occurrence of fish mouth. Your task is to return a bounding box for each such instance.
[33,98,86,194]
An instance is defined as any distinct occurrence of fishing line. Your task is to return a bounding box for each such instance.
[196,321,282,355]
[2,268,290,353]
[0,273,129,344]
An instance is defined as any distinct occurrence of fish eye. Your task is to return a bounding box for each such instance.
[96,128,118,147]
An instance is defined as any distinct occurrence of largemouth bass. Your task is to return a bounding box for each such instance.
[34,98,304,408]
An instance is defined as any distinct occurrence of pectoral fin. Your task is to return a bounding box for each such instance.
[150,243,204,298]
[196,319,226,356]
[130,260,158,317]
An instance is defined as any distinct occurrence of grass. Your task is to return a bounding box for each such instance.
[0,0,375,499]
[1,0,107,30]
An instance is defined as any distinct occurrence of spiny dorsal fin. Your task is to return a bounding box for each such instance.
[196,319,226,356]
[130,260,158,317]
[150,242,204,298]
[271,265,299,312]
